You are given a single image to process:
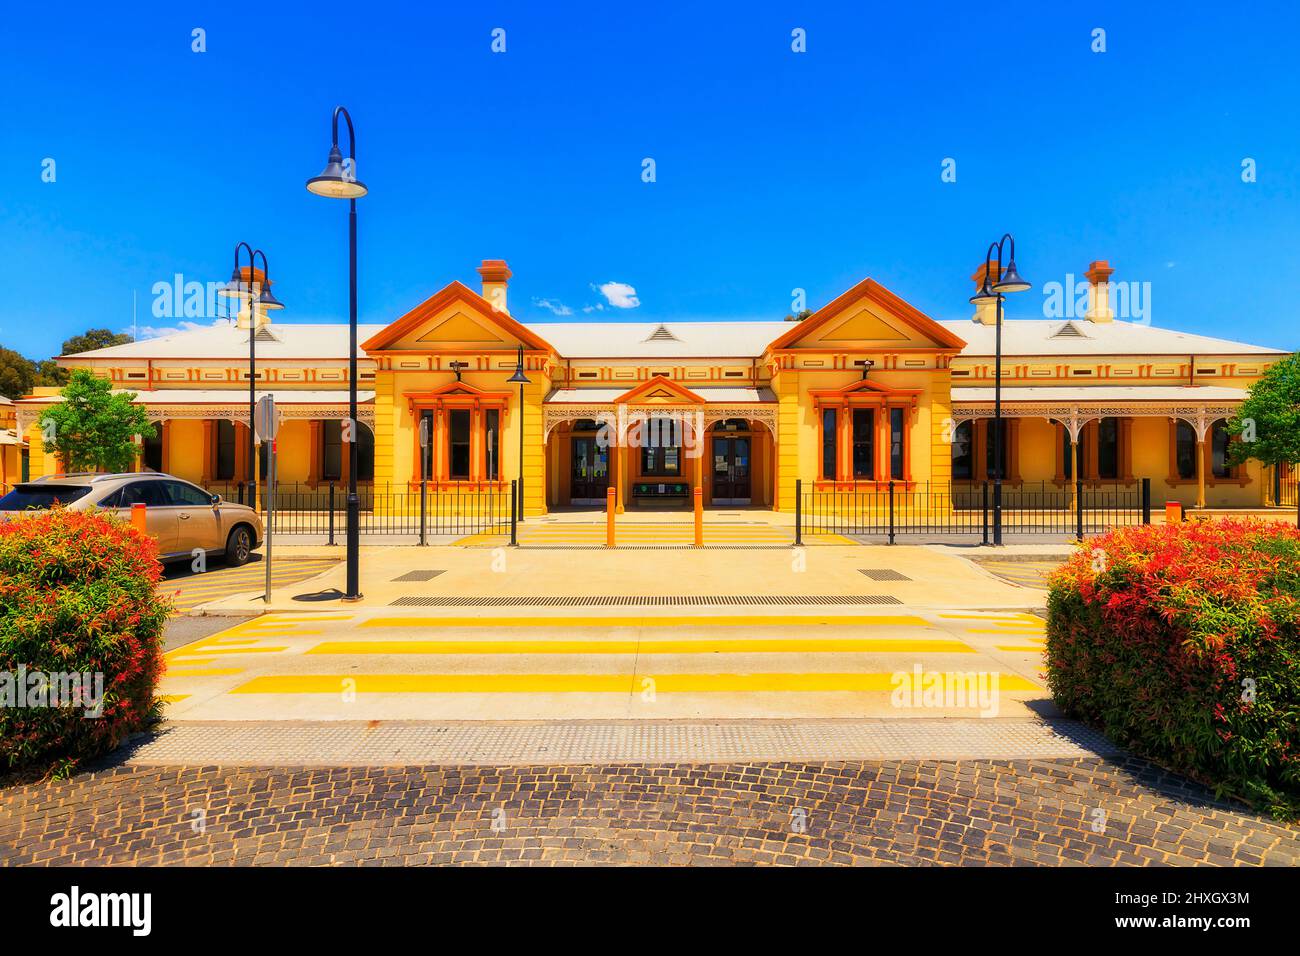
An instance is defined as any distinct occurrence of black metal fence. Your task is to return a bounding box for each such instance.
[1273,464,1297,509]
[795,478,1150,543]
[206,481,512,538]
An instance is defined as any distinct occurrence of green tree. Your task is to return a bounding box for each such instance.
[0,347,37,400]
[39,370,155,473]
[1227,353,1300,468]
[783,309,813,322]
[62,328,132,355]
[35,358,69,389]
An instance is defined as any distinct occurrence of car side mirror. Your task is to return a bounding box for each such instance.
[211,494,222,506]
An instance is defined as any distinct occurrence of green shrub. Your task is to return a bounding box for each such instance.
[1046,519,1300,819]
[0,507,170,777]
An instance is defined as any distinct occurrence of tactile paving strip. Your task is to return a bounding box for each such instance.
[391,570,447,582]
[120,718,1121,767]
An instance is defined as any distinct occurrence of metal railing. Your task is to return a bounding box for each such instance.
[1273,463,1297,508]
[796,478,1149,543]
[205,480,512,537]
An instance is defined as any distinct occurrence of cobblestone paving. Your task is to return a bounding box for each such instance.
[3,757,1296,866]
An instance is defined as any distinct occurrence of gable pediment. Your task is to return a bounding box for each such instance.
[361,280,554,354]
[415,310,509,346]
[766,278,966,353]
[613,376,706,405]
[817,303,911,342]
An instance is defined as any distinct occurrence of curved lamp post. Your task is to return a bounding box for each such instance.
[218,243,284,510]
[970,234,1031,546]
[507,345,531,521]
[306,106,367,601]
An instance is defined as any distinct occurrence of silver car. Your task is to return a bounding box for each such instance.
[0,473,264,566]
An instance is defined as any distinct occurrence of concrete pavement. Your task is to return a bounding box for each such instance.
[195,541,1050,614]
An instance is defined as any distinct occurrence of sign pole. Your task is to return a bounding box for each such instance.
[418,416,429,546]
[255,395,278,604]
[265,437,275,603]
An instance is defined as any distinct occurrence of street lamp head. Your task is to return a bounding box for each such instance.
[258,284,286,311]
[992,259,1031,294]
[508,346,531,384]
[219,266,253,300]
[968,283,999,306]
[306,144,368,199]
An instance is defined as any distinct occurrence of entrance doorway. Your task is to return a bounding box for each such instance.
[711,435,751,504]
[570,436,609,505]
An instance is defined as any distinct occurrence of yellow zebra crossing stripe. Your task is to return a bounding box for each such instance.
[307,637,976,655]
[231,671,1042,695]
[358,614,930,629]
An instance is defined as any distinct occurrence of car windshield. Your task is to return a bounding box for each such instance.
[0,485,94,511]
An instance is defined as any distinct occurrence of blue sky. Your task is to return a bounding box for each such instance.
[2,1,1297,359]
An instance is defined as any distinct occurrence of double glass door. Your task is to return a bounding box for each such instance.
[571,437,609,504]
[711,437,751,504]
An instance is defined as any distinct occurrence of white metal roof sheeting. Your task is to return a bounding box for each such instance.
[523,321,790,358]
[58,317,1284,363]
[61,324,389,361]
[941,320,1282,357]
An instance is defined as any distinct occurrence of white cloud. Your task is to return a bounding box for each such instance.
[532,297,573,317]
[582,303,606,314]
[131,318,231,340]
[593,281,640,309]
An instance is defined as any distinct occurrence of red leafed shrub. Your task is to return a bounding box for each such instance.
[1046,519,1300,819]
[0,507,171,777]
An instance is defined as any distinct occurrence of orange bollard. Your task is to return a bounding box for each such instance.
[1165,501,1183,524]
[606,486,616,548]
[130,502,148,535]
[694,486,703,547]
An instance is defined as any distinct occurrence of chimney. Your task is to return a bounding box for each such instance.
[1085,260,1115,323]
[477,259,512,314]
[969,262,1001,325]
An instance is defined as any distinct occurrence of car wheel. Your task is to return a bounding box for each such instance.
[225,526,252,566]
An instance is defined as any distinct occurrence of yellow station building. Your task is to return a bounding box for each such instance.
[18,258,1288,514]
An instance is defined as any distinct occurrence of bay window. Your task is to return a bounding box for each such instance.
[408,384,512,487]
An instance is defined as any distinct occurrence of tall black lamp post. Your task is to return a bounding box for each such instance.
[218,243,284,510]
[970,234,1031,545]
[507,345,531,521]
[307,106,367,601]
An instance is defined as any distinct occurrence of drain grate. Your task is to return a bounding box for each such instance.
[391,570,447,582]
[858,569,911,581]
[389,594,903,607]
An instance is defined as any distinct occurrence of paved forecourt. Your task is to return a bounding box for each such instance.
[163,556,341,613]
[159,606,1050,721]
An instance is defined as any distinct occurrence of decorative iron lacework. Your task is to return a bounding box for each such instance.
[949,401,1241,441]
[543,404,777,440]
[16,401,375,432]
